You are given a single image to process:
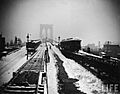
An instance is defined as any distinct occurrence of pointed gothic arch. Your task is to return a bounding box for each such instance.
[40,24,53,42]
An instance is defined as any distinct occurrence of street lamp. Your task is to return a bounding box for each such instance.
[26,33,29,60]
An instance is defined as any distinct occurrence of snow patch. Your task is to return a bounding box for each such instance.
[51,44,103,94]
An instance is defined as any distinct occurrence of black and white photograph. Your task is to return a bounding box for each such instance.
[0,0,120,94]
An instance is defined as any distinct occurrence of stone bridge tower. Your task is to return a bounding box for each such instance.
[40,24,53,42]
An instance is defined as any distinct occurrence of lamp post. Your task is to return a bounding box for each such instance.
[26,34,29,60]
[58,36,60,43]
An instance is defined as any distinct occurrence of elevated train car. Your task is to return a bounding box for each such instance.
[59,38,81,52]
[26,40,41,53]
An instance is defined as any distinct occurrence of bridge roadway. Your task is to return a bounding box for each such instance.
[0,47,27,86]
[0,43,47,94]
[1,42,119,94]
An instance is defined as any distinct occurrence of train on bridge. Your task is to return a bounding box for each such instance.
[26,40,41,55]
[59,38,81,52]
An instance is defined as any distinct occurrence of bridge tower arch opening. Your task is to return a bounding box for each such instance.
[40,24,53,43]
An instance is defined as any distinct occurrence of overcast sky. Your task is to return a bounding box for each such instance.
[0,0,120,46]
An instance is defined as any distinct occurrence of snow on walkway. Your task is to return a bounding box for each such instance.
[0,47,27,86]
[47,46,59,94]
[0,47,26,69]
[50,44,104,94]
[0,56,27,86]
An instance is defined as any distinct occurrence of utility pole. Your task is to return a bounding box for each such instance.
[26,34,29,60]
[58,36,60,43]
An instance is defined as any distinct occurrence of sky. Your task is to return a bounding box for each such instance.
[0,0,120,46]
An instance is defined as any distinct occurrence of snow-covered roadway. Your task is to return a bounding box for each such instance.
[0,46,27,86]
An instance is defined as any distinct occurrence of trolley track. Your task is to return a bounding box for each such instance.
[60,50,120,85]
[0,44,49,94]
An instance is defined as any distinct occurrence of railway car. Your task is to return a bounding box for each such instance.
[59,38,81,52]
[26,40,41,53]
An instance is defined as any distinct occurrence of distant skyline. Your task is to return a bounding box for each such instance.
[0,0,120,46]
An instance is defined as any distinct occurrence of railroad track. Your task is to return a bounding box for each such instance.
[0,44,49,94]
[60,50,120,84]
